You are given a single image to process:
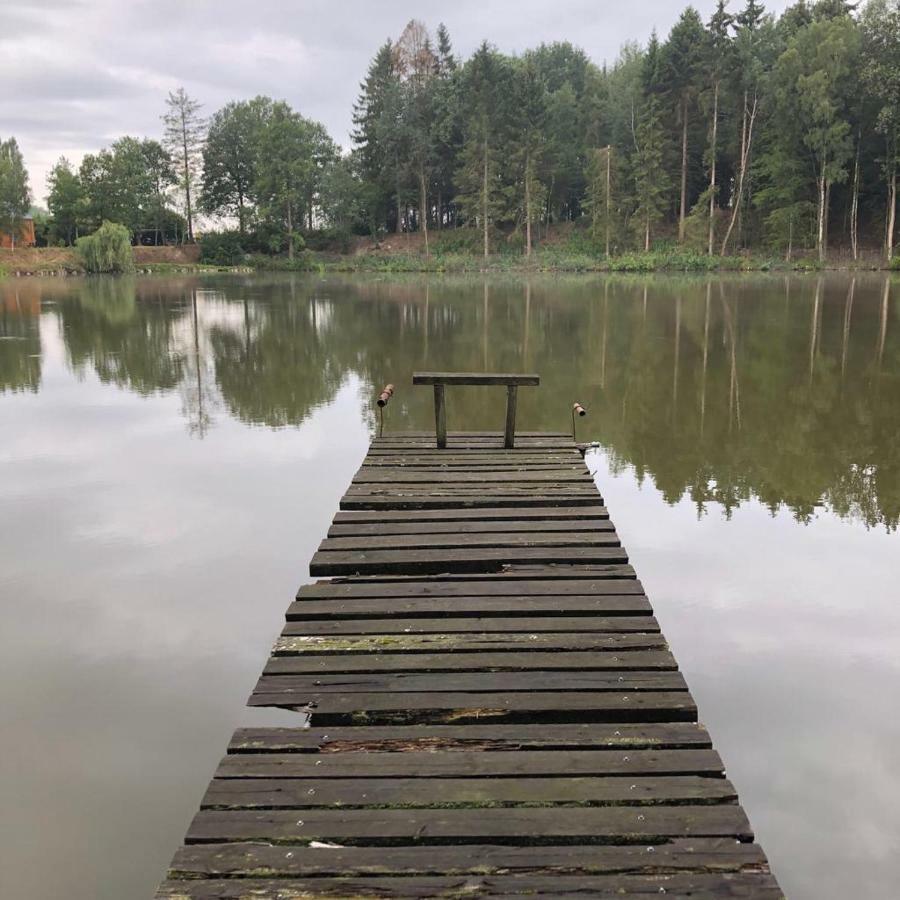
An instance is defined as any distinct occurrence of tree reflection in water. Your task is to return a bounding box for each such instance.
[3,272,896,529]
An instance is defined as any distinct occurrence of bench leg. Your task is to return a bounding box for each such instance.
[434,384,447,449]
[504,384,518,449]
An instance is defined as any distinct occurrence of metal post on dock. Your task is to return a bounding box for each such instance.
[572,402,586,442]
[376,383,394,437]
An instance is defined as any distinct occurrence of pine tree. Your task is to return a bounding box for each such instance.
[455,42,510,257]
[352,42,398,233]
[633,34,672,250]
[511,59,548,255]
[704,1,734,254]
[662,7,708,242]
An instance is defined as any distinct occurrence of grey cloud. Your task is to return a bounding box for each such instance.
[3,0,792,204]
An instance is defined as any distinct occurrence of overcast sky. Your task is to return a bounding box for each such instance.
[2,0,792,205]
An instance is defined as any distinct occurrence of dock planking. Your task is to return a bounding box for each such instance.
[157,432,781,898]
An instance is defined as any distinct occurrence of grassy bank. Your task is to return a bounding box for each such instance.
[2,245,896,278]
[249,247,894,275]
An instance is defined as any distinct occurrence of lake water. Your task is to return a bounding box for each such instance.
[1,272,898,899]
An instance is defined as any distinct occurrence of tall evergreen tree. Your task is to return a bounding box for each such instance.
[662,7,708,241]
[704,1,735,254]
[455,42,510,257]
[511,58,549,255]
[633,34,672,250]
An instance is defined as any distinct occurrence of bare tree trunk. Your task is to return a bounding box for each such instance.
[419,168,429,258]
[816,165,827,264]
[396,187,402,235]
[679,96,689,243]
[483,140,490,259]
[850,135,860,261]
[644,216,651,253]
[181,111,194,243]
[483,282,489,369]
[605,145,612,258]
[237,189,246,236]
[708,81,719,257]
[286,202,294,260]
[721,93,757,257]
[887,168,897,263]
[525,153,532,258]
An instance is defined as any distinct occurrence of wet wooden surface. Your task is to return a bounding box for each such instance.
[157,433,781,898]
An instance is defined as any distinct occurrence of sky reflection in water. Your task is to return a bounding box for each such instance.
[0,273,898,899]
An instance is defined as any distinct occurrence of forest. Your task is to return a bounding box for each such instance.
[1,0,899,266]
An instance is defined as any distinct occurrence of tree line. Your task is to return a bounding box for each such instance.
[351,2,899,261]
[2,0,898,262]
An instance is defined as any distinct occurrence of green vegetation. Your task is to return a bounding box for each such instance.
[76,221,135,273]
[0,137,31,248]
[3,2,899,268]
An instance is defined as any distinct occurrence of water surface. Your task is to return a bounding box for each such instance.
[1,273,898,899]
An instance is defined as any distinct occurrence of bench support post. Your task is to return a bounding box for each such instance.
[504,385,518,449]
[434,384,447,449]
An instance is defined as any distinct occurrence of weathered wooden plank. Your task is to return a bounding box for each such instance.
[333,506,609,523]
[228,723,714,754]
[310,546,628,576]
[201,774,737,810]
[361,457,583,468]
[339,495,604,511]
[186,804,751,844]
[263,650,677,676]
[412,374,542,386]
[167,835,765,876]
[295,574,641,599]
[280,615,656,635]
[158,872,782,898]
[346,483,599,494]
[328,519,615,536]
[216,748,722,779]
[273,633,666,655]
[253,671,687,697]
[247,689,697,722]
[166,837,767,878]
[318,532,621,551]
[353,469,593,483]
[287,593,651,619]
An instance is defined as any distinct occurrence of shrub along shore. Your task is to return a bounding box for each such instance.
[1,240,897,279]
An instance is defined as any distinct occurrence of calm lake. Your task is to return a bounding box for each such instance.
[1,272,898,899]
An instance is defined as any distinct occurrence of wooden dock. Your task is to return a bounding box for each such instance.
[157,431,781,898]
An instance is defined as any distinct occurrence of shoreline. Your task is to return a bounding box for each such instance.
[1,248,896,279]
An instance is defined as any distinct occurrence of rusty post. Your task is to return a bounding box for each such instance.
[572,402,587,442]
[377,384,394,437]
[377,384,394,407]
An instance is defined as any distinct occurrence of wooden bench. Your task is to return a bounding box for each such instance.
[413,372,540,449]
